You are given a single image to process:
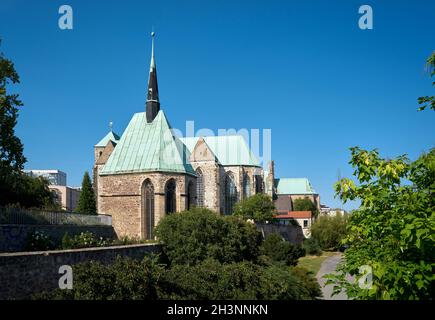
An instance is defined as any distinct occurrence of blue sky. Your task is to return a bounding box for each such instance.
[1,0,434,210]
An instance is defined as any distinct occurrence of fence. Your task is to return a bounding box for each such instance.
[0,207,112,226]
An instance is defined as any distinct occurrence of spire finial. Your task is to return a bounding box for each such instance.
[150,30,155,70]
[109,121,113,132]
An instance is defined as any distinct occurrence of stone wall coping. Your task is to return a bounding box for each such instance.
[0,243,160,258]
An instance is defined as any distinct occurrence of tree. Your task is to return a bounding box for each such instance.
[19,175,56,209]
[259,233,305,266]
[75,171,97,214]
[154,207,262,266]
[417,51,435,111]
[326,147,435,300]
[310,213,348,250]
[233,193,276,222]
[0,39,26,205]
[293,197,319,218]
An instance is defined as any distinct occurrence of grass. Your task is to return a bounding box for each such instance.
[297,251,339,275]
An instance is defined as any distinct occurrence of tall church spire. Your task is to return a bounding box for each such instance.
[146,31,160,123]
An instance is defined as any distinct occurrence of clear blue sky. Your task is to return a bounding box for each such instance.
[1,0,434,210]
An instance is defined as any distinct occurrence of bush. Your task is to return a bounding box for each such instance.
[303,238,322,256]
[155,207,262,266]
[259,233,305,266]
[290,266,323,298]
[112,235,151,246]
[61,232,99,249]
[34,255,164,300]
[233,193,276,222]
[24,231,54,251]
[160,258,321,300]
[310,214,348,250]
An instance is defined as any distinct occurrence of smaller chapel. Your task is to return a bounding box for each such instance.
[93,33,319,239]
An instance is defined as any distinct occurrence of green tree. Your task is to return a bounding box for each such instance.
[75,171,97,214]
[233,193,276,222]
[259,233,305,266]
[310,213,348,250]
[0,39,26,206]
[417,51,435,111]
[326,147,435,300]
[155,207,262,266]
[293,197,319,218]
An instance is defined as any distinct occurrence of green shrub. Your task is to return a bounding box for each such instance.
[34,255,164,300]
[303,238,322,256]
[310,214,348,250]
[155,207,262,266]
[112,235,151,246]
[24,231,54,251]
[160,258,321,300]
[259,233,305,266]
[290,266,323,299]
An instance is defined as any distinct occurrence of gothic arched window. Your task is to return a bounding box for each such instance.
[255,175,263,194]
[165,179,176,214]
[196,168,204,207]
[142,179,155,240]
[225,172,237,215]
[187,181,195,210]
[243,173,251,199]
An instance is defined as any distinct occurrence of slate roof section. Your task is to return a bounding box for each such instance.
[179,135,261,167]
[100,111,195,176]
[274,178,316,195]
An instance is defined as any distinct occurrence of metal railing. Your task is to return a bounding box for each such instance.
[0,207,112,226]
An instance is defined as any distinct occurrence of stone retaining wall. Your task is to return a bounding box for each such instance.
[0,243,161,299]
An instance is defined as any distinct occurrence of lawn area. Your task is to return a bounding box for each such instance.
[298,251,339,275]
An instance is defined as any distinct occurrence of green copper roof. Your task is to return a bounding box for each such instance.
[101,111,195,176]
[179,135,261,167]
[274,178,316,195]
[95,131,120,147]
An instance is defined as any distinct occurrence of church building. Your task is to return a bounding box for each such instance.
[93,33,275,239]
[93,34,317,239]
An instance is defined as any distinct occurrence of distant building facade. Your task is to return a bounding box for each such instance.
[49,186,81,212]
[24,169,81,212]
[274,211,313,238]
[320,204,345,217]
[24,169,67,186]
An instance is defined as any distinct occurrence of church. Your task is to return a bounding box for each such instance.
[93,33,319,239]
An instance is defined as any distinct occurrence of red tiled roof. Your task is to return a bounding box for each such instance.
[274,211,312,219]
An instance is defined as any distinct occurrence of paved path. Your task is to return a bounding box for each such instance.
[316,253,349,300]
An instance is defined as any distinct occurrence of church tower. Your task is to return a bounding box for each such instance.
[146,32,160,123]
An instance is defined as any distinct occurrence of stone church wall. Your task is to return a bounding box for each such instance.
[98,172,195,238]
